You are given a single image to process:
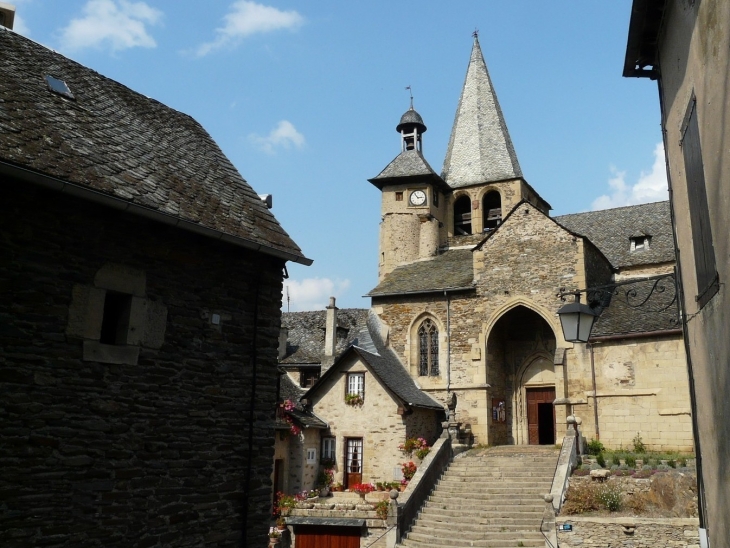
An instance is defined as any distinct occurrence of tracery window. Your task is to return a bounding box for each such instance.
[418,319,439,376]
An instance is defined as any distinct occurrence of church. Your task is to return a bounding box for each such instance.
[275,36,693,497]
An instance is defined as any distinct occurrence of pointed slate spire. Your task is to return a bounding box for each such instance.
[441,35,522,188]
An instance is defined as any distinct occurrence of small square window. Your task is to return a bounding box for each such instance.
[630,236,650,252]
[100,291,132,345]
[45,75,75,100]
[300,370,319,388]
[306,448,317,464]
[395,192,403,202]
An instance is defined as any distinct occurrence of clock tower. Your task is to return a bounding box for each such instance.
[369,105,450,281]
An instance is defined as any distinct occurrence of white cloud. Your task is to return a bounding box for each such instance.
[283,278,351,312]
[194,1,304,57]
[249,120,305,154]
[59,0,162,52]
[592,142,668,210]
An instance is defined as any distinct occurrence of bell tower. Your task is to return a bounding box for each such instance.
[368,104,449,281]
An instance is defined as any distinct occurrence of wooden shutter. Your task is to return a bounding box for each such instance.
[681,97,718,308]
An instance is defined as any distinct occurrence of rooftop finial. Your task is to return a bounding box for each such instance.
[473,28,479,39]
[405,85,413,109]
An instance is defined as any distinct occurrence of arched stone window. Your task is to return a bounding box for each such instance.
[482,191,502,230]
[454,195,472,235]
[418,319,439,376]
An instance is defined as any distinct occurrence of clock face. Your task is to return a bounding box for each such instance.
[409,190,427,206]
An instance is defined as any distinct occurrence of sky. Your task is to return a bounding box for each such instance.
[10,1,667,311]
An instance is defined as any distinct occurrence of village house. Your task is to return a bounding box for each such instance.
[0,20,309,548]
[624,1,730,545]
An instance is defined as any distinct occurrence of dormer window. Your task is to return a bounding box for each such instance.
[630,235,651,252]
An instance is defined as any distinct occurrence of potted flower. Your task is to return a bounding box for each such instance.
[375,482,384,491]
[317,468,334,496]
[373,500,390,520]
[268,529,281,546]
[398,437,430,459]
[274,492,297,517]
[351,483,375,497]
[331,482,344,492]
[345,393,363,406]
[401,461,417,481]
[399,478,409,492]
[276,517,286,531]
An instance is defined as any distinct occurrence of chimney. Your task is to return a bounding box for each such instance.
[278,327,288,361]
[323,296,338,369]
[0,3,16,30]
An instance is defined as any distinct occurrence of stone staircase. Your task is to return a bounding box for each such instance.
[398,446,559,548]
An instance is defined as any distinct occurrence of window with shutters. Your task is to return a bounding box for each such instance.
[681,95,718,308]
[418,318,439,377]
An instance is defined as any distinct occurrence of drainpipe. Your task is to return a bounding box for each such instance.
[444,290,451,394]
[588,343,600,441]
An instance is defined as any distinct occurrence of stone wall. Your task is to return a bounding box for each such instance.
[566,336,694,451]
[556,517,700,548]
[0,181,284,547]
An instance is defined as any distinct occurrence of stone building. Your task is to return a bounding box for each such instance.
[366,35,693,453]
[277,37,695,504]
[624,1,730,545]
[0,26,309,547]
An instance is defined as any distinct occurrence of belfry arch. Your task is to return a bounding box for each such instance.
[485,306,557,446]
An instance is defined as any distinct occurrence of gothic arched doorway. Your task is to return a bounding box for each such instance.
[486,306,557,446]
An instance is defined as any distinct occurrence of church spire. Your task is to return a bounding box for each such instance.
[441,35,522,188]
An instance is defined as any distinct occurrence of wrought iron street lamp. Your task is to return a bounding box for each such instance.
[556,293,599,343]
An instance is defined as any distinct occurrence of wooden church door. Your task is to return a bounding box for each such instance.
[527,387,556,445]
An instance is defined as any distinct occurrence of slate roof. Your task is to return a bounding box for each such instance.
[0,28,308,265]
[555,201,674,269]
[441,36,523,188]
[369,149,450,192]
[590,274,680,337]
[303,311,443,411]
[280,309,369,365]
[276,370,327,429]
[367,249,474,297]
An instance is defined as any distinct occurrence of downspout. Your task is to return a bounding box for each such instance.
[444,290,451,394]
[242,274,261,547]
[657,76,707,530]
[588,343,599,441]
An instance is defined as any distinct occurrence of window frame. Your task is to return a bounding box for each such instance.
[417,318,440,377]
[346,372,365,399]
[321,437,336,461]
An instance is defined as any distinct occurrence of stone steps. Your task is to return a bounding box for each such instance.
[398,446,558,548]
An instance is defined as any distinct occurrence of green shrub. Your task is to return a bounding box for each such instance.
[596,453,606,468]
[626,455,637,468]
[610,453,620,466]
[667,459,676,468]
[597,484,622,512]
[678,457,687,468]
[586,438,605,456]
[632,433,647,454]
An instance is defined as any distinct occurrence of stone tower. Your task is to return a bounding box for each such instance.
[368,104,451,281]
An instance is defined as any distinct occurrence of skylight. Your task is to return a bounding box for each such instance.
[45,75,74,100]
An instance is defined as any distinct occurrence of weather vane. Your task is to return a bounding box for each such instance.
[286,286,290,313]
[405,85,413,108]
[473,28,479,39]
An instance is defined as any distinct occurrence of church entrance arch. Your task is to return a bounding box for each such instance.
[485,306,556,446]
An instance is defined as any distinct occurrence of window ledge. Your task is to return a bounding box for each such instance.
[83,341,140,365]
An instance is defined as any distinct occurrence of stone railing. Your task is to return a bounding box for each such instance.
[549,430,578,513]
[556,517,700,547]
[395,436,453,544]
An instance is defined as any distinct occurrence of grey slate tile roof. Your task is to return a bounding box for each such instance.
[369,149,451,192]
[280,309,369,365]
[276,370,327,429]
[590,274,680,337]
[303,311,443,411]
[367,249,474,297]
[441,36,522,188]
[0,28,307,264]
[555,201,674,269]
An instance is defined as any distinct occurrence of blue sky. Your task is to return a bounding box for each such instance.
[11,1,666,311]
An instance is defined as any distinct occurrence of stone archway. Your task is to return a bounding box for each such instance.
[486,306,556,446]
